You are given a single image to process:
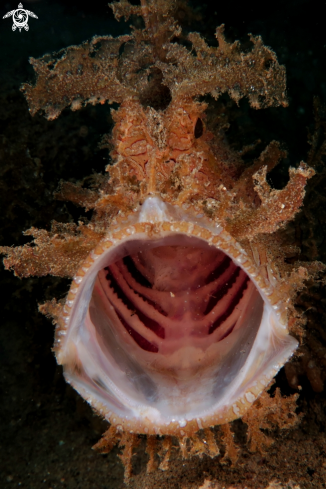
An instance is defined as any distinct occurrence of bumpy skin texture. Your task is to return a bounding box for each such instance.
[0,0,323,482]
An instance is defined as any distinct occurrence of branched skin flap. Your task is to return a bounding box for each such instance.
[0,0,320,482]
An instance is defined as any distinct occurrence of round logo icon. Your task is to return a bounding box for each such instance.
[3,3,38,32]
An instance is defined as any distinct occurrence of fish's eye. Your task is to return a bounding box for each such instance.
[194,118,204,138]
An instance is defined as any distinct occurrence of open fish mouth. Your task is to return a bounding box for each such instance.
[55,196,298,436]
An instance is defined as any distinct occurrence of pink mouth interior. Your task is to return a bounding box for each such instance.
[70,234,265,418]
[94,237,257,362]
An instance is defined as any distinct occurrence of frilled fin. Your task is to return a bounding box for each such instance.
[92,424,121,454]
[159,26,288,108]
[220,423,239,465]
[0,222,103,278]
[158,436,173,471]
[38,298,64,324]
[227,162,315,240]
[21,0,288,120]
[112,1,288,108]
[21,34,133,120]
[242,387,301,453]
[232,140,287,205]
[189,429,220,459]
[146,435,158,473]
[54,181,101,211]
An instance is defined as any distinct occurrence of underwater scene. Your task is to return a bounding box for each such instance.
[0,1,326,488]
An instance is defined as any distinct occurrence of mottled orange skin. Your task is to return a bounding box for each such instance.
[104,99,227,206]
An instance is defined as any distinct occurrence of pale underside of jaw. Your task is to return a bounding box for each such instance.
[58,198,298,433]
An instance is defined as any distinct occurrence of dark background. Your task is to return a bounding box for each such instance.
[1,1,326,488]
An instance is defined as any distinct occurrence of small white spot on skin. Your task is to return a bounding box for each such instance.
[187,223,194,233]
[196,418,203,430]
[245,392,256,403]
[232,404,240,416]
[179,419,186,428]
[74,276,83,284]
[236,254,247,264]
[235,242,246,253]
[264,288,273,297]
[170,292,175,297]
